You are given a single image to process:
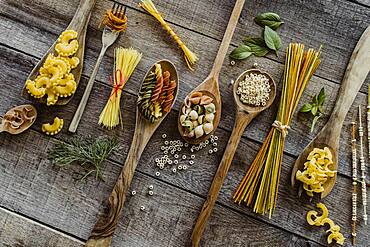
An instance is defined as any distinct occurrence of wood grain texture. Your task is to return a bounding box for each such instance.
[86,60,178,246]
[0,208,83,246]
[0,0,369,246]
[0,0,369,182]
[0,44,369,246]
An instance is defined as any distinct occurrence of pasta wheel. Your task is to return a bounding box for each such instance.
[60,56,80,69]
[26,79,46,98]
[42,117,63,135]
[56,30,79,57]
[46,88,59,106]
[53,74,77,97]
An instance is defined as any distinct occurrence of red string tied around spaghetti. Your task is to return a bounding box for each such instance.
[110,69,126,99]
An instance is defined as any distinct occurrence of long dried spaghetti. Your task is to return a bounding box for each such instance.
[99,47,142,129]
[139,0,198,70]
[233,43,321,217]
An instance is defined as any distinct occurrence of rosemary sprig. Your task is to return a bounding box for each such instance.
[48,136,120,181]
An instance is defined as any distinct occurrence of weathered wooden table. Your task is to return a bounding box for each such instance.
[0,0,369,246]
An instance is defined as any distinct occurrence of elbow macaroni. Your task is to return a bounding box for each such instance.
[25,29,79,105]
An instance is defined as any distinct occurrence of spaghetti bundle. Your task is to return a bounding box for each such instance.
[233,43,321,217]
[99,47,142,129]
[139,0,198,70]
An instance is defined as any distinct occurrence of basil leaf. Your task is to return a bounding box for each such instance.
[311,105,318,116]
[318,87,326,106]
[244,37,269,57]
[300,103,312,113]
[264,26,282,55]
[230,45,253,60]
[255,12,284,30]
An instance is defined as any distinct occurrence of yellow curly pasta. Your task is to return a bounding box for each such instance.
[53,74,77,97]
[55,30,79,57]
[24,29,79,104]
[296,147,336,197]
[42,117,64,135]
[306,203,345,245]
[46,88,58,106]
[26,79,46,98]
[60,56,80,69]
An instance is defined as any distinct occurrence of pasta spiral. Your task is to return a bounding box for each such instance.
[137,63,176,122]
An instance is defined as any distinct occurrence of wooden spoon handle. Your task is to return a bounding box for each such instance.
[86,116,149,247]
[191,110,256,247]
[325,25,370,138]
[68,0,97,33]
[209,0,245,79]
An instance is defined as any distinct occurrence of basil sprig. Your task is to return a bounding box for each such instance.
[230,12,283,61]
[300,88,326,133]
[255,12,284,30]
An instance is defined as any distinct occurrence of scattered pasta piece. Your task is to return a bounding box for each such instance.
[42,117,64,135]
[24,29,79,105]
[296,147,336,196]
[306,203,345,245]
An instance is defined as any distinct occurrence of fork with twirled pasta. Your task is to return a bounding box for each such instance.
[69,2,127,133]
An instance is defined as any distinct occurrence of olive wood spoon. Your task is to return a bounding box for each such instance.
[178,0,246,145]
[0,105,37,134]
[22,0,96,105]
[86,60,178,247]
[191,69,276,247]
[291,25,370,198]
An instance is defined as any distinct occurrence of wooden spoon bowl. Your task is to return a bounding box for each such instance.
[86,59,179,246]
[191,68,276,247]
[177,89,219,145]
[0,105,37,134]
[233,68,276,113]
[21,0,96,105]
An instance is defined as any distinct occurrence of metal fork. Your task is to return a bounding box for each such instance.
[69,3,126,133]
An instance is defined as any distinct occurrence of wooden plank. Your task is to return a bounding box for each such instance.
[0,17,365,183]
[0,130,322,247]
[0,45,368,245]
[0,207,83,247]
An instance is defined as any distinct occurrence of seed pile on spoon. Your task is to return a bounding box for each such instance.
[236,72,271,106]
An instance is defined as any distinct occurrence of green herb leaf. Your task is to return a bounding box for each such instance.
[255,12,284,30]
[318,87,326,106]
[311,106,318,116]
[264,26,282,55]
[244,37,270,57]
[311,115,321,133]
[230,45,253,60]
[300,103,312,113]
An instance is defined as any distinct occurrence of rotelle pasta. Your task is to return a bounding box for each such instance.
[137,63,176,123]
[25,30,79,105]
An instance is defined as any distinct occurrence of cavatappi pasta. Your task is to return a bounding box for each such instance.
[306,203,345,245]
[25,30,79,105]
[42,117,64,135]
[296,147,336,197]
[137,63,176,123]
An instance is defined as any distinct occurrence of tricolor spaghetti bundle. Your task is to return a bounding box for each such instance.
[99,47,142,129]
[233,43,321,217]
